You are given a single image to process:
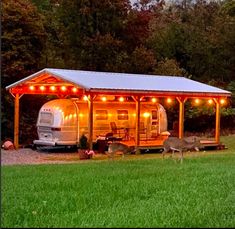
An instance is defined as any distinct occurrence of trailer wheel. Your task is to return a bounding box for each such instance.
[32,144,37,150]
[34,145,43,151]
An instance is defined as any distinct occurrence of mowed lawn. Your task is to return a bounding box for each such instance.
[1,136,235,228]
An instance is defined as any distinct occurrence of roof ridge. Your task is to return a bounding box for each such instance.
[46,68,185,79]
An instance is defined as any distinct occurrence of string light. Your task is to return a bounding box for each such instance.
[29,86,35,91]
[119,97,124,102]
[151,97,157,103]
[101,96,107,102]
[208,99,213,105]
[167,98,172,104]
[195,98,200,105]
[83,95,88,101]
[40,86,45,91]
[72,87,77,93]
[220,99,226,105]
[61,86,67,91]
[50,86,56,91]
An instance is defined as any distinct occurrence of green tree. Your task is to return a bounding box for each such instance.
[2,0,46,86]
[221,0,235,16]
[55,0,131,70]
[80,33,124,71]
[123,6,155,51]
[154,58,187,76]
[129,45,157,74]
[31,0,66,68]
[2,0,46,142]
[149,0,235,83]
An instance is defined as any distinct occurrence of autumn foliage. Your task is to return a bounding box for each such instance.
[1,0,235,143]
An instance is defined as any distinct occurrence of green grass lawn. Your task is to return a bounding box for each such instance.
[1,136,235,228]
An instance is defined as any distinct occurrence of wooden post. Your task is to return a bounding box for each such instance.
[177,97,187,139]
[14,93,20,149]
[135,96,140,150]
[87,94,94,149]
[214,98,220,144]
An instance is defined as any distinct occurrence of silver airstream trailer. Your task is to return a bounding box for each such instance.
[33,98,168,147]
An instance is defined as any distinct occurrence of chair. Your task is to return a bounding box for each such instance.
[123,128,130,141]
[110,122,118,135]
[139,122,147,140]
[110,122,124,137]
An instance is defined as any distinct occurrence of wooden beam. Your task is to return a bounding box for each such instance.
[14,93,20,149]
[176,97,187,139]
[214,98,221,144]
[89,89,230,98]
[87,94,94,149]
[135,96,140,149]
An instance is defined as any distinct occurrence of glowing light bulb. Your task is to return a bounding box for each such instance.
[101,96,107,102]
[119,97,124,102]
[167,98,172,104]
[151,97,157,103]
[220,99,226,105]
[29,86,35,91]
[83,96,88,101]
[40,86,45,91]
[61,86,67,91]
[208,99,213,105]
[50,86,56,91]
[195,98,200,104]
[72,87,77,93]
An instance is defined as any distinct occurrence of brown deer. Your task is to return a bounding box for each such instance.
[107,142,136,159]
[162,136,203,162]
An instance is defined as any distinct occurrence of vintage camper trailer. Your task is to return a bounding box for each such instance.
[33,98,168,147]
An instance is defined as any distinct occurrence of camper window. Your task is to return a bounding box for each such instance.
[96,110,108,120]
[152,110,158,120]
[117,110,128,120]
[39,112,53,125]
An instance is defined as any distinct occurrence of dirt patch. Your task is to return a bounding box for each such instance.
[1,148,97,165]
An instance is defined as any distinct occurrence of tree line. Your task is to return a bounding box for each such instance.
[2,0,235,144]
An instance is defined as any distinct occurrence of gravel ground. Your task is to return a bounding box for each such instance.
[1,147,85,166]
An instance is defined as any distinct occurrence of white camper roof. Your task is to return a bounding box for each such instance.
[6,68,231,97]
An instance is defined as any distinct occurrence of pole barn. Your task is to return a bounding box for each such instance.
[6,68,231,150]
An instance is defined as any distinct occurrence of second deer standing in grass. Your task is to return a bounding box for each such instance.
[107,142,136,159]
[162,136,203,163]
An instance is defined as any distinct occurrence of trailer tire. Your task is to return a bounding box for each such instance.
[32,144,37,150]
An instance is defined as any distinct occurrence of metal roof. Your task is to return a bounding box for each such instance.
[6,68,231,96]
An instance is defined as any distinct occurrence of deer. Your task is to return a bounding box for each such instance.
[162,136,203,163]
[107,142,136,160]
